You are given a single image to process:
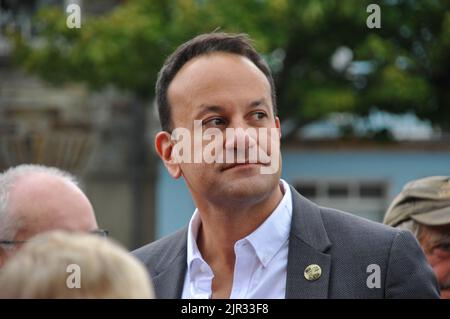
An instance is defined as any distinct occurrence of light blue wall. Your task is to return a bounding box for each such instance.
[155,165,195,238]
[281,150,450,199]
[156,149,450,239]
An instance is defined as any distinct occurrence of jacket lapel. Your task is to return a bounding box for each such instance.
[286,186,332,298]
[152,228,188,299]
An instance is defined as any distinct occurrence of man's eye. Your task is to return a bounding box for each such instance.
[203,117,226,126]
[435,243,450,252]
[252,112,267,120]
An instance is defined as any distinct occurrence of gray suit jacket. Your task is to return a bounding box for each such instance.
[133,186,440,298]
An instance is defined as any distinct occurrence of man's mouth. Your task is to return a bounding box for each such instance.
[221,162,265,171]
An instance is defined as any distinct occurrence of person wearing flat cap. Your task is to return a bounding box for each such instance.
[384,176,450,299]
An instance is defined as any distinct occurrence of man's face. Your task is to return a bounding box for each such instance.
[0,173,98,267]
[419,224,450,299]
[165,52,282,207]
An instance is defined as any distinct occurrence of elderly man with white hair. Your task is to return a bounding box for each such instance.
[0,164,101,267]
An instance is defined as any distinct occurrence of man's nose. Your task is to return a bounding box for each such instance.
[224,123,258,151]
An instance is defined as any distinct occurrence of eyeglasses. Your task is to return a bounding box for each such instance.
[0,229,109,247]
[90,228,109,238]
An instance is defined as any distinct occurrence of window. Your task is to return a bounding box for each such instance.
[328,183,349,197]
[360,183,385,198]
[293,179,389,222]
[296,183,317,198]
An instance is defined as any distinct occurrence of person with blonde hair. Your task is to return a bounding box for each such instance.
[0,231,154,298]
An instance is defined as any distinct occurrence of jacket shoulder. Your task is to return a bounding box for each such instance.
[318,206,439,298]
[319,206,399,245]
[132,227,187,275]
[319,205,410,258]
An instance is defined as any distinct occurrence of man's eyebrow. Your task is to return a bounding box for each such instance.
[194,99,269,118]
[194,104,224,119]
[249,98,270,109]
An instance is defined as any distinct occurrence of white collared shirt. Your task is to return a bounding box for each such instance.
[181,179,293,299]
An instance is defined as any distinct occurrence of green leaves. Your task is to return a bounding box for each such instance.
[12,0,450,130]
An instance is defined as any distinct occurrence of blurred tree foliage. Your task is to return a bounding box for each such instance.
[12,0,450,133]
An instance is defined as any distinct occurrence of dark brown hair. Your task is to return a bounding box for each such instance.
[155,32,277,132]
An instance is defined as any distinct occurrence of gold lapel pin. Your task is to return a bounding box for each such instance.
[304,264,322,281]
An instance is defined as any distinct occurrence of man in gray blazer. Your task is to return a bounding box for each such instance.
[133,32,439,299]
